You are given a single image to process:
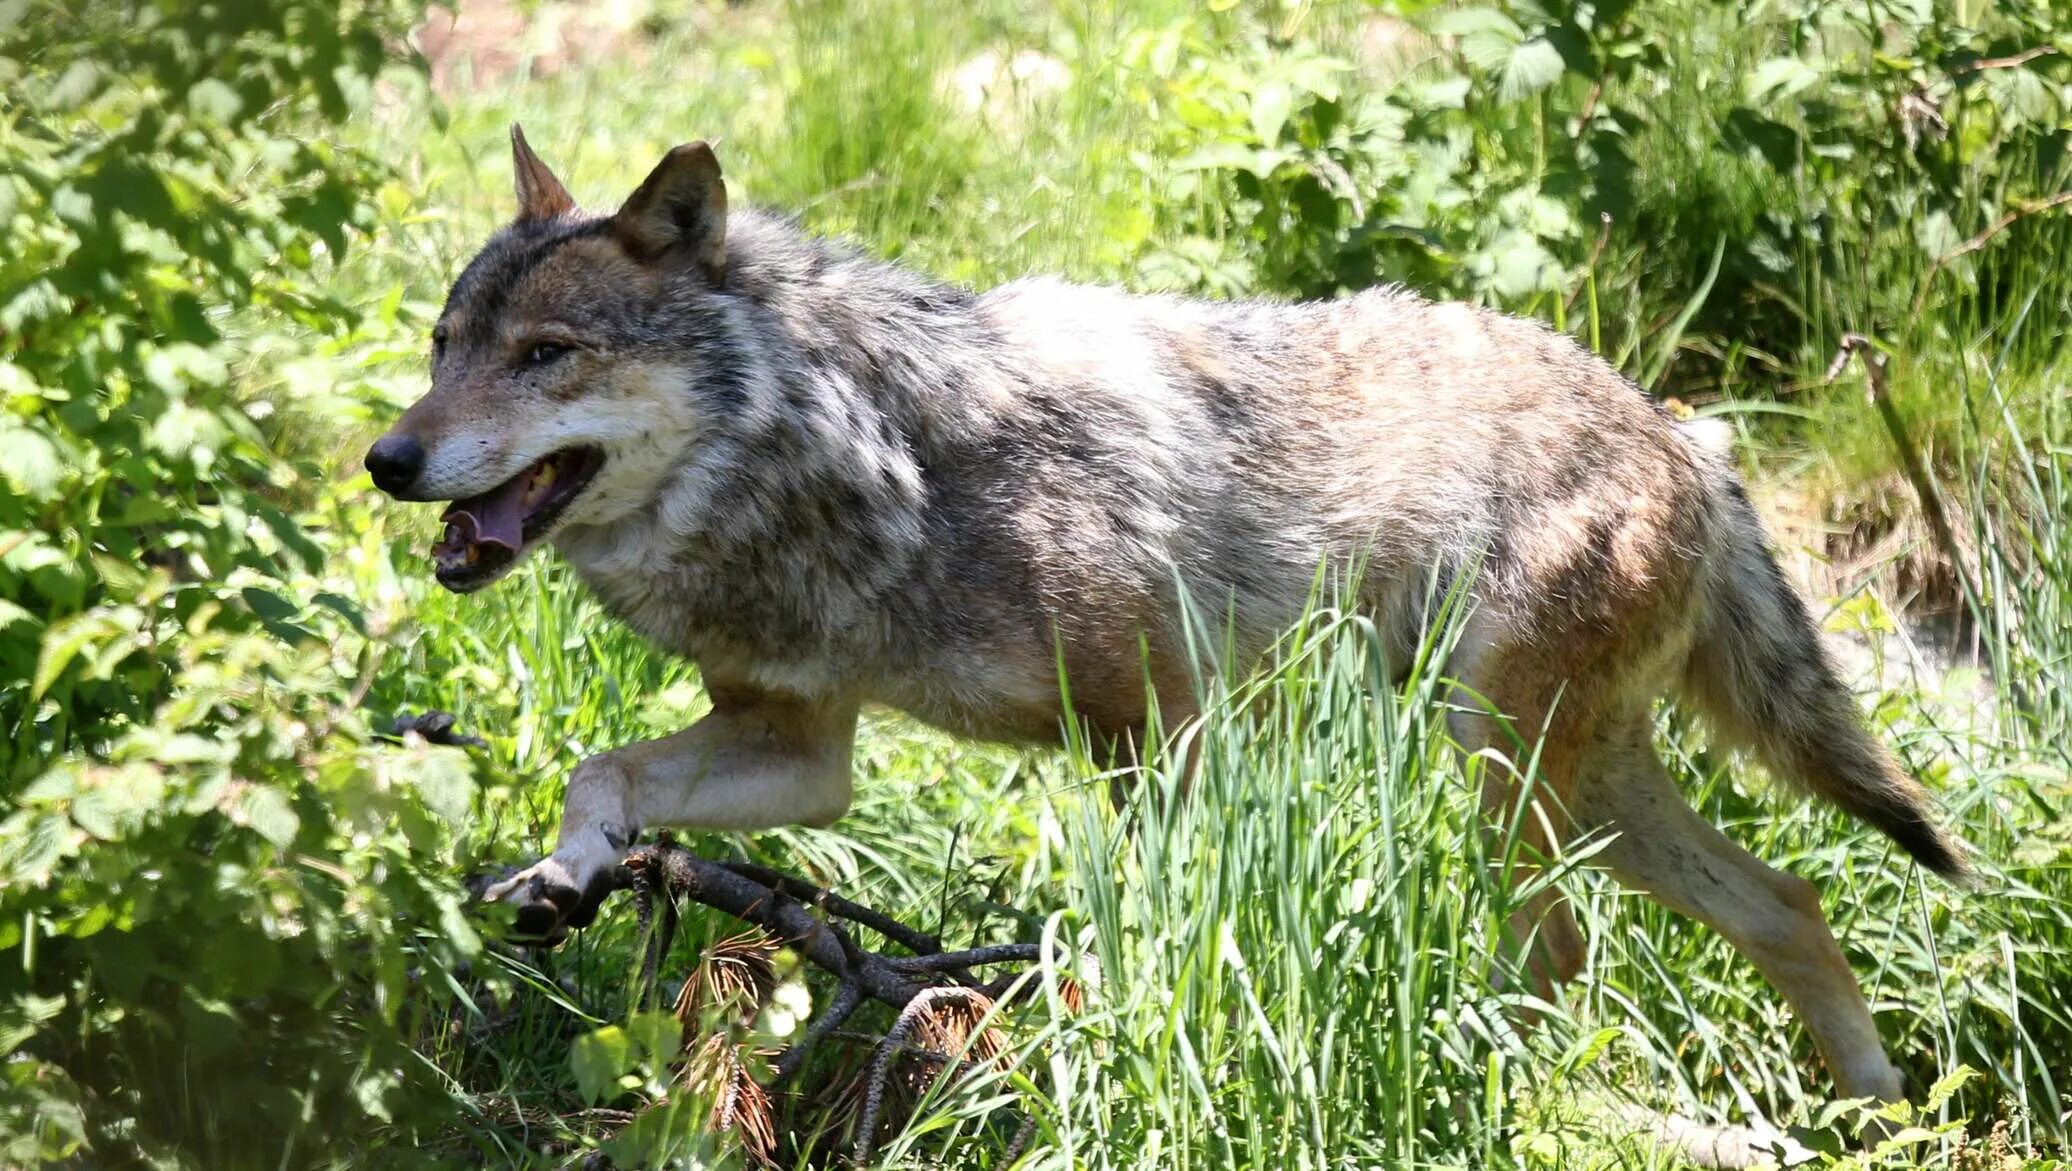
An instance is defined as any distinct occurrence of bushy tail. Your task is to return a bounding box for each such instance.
[1681,458,1969,879]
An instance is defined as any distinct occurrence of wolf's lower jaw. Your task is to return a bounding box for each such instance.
[430,445,604,592]
[432,559,518,594]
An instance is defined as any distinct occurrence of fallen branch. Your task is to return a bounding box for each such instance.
[624,841,924,1017]
[613,835,1064,1162]
[621,839,1051,1023]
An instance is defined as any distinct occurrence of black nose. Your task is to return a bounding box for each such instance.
[364,434,425,496]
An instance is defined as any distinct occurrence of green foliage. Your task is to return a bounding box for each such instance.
[6,0,2072,1167]
[1123,3,1627,303]
[0,2,487,1166]
[1125,0,2072,385]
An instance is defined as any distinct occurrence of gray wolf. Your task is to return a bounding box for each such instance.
[365,126,1966,1104]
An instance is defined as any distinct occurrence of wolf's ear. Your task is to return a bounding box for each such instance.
[510,124,576,222]
[612,141,727,284]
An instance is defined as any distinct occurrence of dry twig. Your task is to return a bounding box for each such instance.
[1912,189,2072,314]
[1955,44,2058,74]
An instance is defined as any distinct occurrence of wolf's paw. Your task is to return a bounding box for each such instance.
[470,855,626,944]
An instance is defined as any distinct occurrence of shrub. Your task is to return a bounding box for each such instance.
[0,3,481,1165]
[1126,0,2072,387]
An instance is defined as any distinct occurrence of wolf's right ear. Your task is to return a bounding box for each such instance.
[612,141,727,284]
[510,124,576,222]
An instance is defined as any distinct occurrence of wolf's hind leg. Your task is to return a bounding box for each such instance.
[1477,742,1589,1001]
[1574,712,1906,1102]
[482,689,857,940]
[1450,701,1591,1002]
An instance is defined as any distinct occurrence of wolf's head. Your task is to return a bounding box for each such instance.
[365,126,738,592]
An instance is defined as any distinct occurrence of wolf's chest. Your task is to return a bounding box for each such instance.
[558,542,1067,738]
[581,568,850,679]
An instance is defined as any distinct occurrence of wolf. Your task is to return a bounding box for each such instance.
[365,126,1966,1104]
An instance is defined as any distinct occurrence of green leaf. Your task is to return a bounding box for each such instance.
[1743,56,1822,104]
[626,1011,682,1067]
[1250,81,1294,145]
[0,811,80,887]
[44,59,100,109]
[1549,1026,1622,1079]
[1428,7,1523,41]
[0,424,63,499]
[1499,38,1566,99]
[1485,230,1560,298]
[33,612,115,700]
[0,994,66,1055]
[259,505,329,572]
[1399,74,1471,110]
[1982,66,2057,127]
[1174,142,1263,173]
[310,590,366,635]
[147,400,229,460]
[240,586,301,624]
[0,597,35,633]
[238,785,300,849]
[1916,209,1961,260]
[571,1026,634,1104]
[407,751,474,826]
[352,1070,398,1124]
[0,360,48,401]
[70,766,165,840]
[432,892,482,957]
[1923,1064,1980,1109]
[186,79,244,124]
[1436,8,1525,72]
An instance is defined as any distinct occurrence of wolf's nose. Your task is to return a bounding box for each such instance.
[364,434,426,496]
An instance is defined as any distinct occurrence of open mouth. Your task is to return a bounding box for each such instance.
[431,447,603,592]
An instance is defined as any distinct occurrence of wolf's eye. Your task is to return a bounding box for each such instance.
[524,341,571,367]
[431,327,448,361]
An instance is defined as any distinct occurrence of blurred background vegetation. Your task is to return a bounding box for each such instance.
[2,0,2070,1167]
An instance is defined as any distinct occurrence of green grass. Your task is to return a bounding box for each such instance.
[285,0,2072,1166]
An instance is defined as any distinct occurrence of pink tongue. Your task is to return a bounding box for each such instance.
[442,473,533,553]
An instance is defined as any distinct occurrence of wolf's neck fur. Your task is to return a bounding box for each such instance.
[555,212,993,690]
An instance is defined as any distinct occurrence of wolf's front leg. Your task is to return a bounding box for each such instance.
[482,688,858,940]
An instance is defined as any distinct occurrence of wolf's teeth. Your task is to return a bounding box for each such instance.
[526,461,557,505]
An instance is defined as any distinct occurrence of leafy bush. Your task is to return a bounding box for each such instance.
[1122,2,1650,304]
[1127,0,2072,385]
[0,3,482,1165]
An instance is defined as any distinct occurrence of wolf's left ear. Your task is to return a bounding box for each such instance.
[612,141,727,284]
[510,124,576,221]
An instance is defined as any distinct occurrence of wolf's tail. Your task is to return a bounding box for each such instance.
[1677,431,1968,878]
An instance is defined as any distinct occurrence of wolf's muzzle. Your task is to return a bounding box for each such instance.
[364,433,426,496]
